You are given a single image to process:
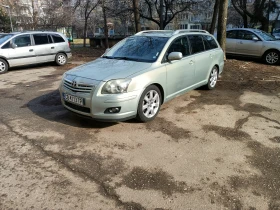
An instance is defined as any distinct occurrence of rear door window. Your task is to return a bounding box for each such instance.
[52,34,65,43]
[33,34,50,45]
[188,35,205,54]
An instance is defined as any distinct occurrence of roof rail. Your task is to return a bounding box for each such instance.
[135,30,173,35]
[173,29,209,35]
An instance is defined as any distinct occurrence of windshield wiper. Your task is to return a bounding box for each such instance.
[114,57,141,61]
[113,56,130,60]
[102,56,114,59]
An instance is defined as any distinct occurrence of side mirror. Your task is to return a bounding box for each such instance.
[168,52,183,61]
[11,43,17,49]
[252,37,259,41]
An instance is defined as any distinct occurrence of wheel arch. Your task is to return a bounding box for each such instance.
[0,56,10,67]
[262,48,280,58]
[148,83,165,104]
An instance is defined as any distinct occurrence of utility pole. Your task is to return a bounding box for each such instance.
[160,0,163,30]
[133,0,141,32]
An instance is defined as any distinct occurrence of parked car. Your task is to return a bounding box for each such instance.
[0,31,72,74]
[59,30,224,122]
[226,28,280,65]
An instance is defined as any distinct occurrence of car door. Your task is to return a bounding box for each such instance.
[235,30,263,56]
[188,35,213,84]
[32,33,56,63]
[7,34,36,67]
[164,36,195,99]
[226,30,238,54]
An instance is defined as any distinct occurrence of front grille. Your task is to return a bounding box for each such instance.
[63,79,94,93]
[65,101,91,113]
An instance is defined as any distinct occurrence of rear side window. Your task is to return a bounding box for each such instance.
[52,34,65,43]
[33,34,50,45]
[203,35,218,50]
[188,35,205,54]
[226,30,238,39]
[12,35,31,48]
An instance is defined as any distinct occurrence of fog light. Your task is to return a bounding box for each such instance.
[104,107,121,114]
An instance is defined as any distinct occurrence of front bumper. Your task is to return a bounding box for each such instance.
[59,83,143,121]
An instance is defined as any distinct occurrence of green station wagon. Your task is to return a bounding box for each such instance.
[59,30,224,122]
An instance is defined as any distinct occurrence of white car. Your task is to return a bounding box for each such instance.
[226,28,280,65]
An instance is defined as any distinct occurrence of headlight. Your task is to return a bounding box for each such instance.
[101,79,131,94]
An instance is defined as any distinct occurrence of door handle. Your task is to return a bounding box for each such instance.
[29,49,33,52]
[51,47,55,49]
[189,60,195,65]
[209,54,213,58]
[239,41,243,44]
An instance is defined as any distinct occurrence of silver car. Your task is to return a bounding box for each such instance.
[59,30,224,122]
[226,28,280,65]
[0,31,72,74]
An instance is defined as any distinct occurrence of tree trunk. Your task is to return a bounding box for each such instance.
[243,14,248,28]
[217,0,228,57]
[159,0,164,30]
[210,0,220,35]
[102,0,109,48]
[83,19,87,47]
[133,0,141,32]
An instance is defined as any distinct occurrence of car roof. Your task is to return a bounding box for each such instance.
[134,29,211,38]
[227,28,263,33]
[7,31,64,36]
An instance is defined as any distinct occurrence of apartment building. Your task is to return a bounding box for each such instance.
[165,1,214,30]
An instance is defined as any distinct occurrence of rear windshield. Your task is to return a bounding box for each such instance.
[104,36,169,62]
[0,34,14,45]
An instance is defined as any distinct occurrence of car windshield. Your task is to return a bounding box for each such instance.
[0,34,14,45]
[254,30,276,41]
[103,36,169,62]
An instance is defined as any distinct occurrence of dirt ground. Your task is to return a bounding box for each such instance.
[0,48,280,210]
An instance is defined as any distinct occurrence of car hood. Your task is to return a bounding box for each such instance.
[66,58,152,81]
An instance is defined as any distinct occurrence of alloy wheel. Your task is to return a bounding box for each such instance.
[0,61,7,73]
[209,68,218,88]
[266,52,279,64]
[142,90,160,118]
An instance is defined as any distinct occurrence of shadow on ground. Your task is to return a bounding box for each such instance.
[26,90,116,129]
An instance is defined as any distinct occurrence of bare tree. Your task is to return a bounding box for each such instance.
[74,0,100,47]
[210,0,219,34]
[231,0,279,31]
[139,0,195,30]
[231,0,249,28]
[133,0,141,32]
[102,0,109,48]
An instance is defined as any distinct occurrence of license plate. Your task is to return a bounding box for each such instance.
[63,93,84,106]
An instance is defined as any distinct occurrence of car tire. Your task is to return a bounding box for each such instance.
[0,58,8,74]
[137,85,162,122]
[55,53,67,66]
[205,66,219,90]
[263,50,280,65]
